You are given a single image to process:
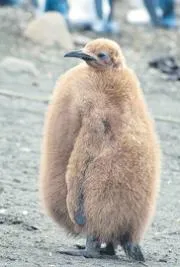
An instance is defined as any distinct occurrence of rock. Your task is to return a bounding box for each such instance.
[22,210,28,215]
[0,57,39,76]
[0,208,6,214]
[24,12,74,49]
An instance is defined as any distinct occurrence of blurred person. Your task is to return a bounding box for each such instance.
[92,0,120,33]
[67,0,98,30]
[31,0,120,33]
[68,0,120,34]
[126,0,151,24]
[0,0,22,6]
[32,0,69,18]
[127,0,177,28]
[143,0,176,28]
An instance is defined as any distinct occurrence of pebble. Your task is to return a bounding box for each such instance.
[22,210,28,215]
[0,208,6,214]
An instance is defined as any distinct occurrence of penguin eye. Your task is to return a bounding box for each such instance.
[97,52,108,59]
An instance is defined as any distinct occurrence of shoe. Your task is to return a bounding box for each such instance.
[92,20,120,34]
[160,14,177,28]
[126,8,150,24]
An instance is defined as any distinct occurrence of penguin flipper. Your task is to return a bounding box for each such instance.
[74,210,86,225]
[74,192,86,225]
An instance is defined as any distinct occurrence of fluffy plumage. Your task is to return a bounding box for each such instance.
[39,38,161,258]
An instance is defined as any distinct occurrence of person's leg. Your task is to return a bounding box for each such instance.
[159,0,174,15]
[94,0,103,19]
[106,0,120,33]
[108,0,113,21]
[45,0,69,15]
[93,0,108,33]
[143,0,160,25]
[159,0,176,28]
[93,0,120,34]
[0,0,21,6]
[143,0,176,28]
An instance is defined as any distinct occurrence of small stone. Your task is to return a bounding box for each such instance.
[32,81,39,86]
[13,178,21,183]
[0,208,6,214]
[159,258,167,263]
[22,210,28,215]
[25,225,38,231]
[20,147,31,152]
[0,57,39,76]
[24,12,74,49]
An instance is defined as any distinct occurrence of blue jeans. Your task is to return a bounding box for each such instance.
[31,0,69,15]
[0,0,21,5]
[94,0,114,21]
[143,0,175,26]
[45,0,69,14]
[159,0,175,18]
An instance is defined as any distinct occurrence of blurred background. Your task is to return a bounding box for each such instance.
[0,1,180,267]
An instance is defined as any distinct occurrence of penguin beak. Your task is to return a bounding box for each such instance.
[64,50,95,62]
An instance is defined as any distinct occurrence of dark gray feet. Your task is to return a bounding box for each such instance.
[76,242,116,256]
[60,234,144,262]
[59,236,101,258]
[58,249,101,258]
[122,242,145,262]
[101,242,116,256]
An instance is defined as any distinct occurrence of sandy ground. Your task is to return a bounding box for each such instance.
[0,2,180,267]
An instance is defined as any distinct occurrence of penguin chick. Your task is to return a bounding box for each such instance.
[39,38,161,262]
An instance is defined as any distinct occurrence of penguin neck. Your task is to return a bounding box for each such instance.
[86,65,142,103]
[88,65,126,91]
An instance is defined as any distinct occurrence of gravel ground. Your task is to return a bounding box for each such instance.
[0,1,180,266]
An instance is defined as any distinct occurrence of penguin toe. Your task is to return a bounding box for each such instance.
[122,243,145,262]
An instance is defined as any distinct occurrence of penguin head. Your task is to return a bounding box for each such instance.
[64,38,126,70]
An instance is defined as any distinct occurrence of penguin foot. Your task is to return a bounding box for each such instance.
[100,243,116,256]
[59,235,101,258]
[58,249,101,258]
[60,236,117,259]
[75,242,116,256]
[122,242,145,262]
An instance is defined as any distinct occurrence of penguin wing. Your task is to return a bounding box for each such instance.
[40,90,82,219]
[43,92,81,157]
